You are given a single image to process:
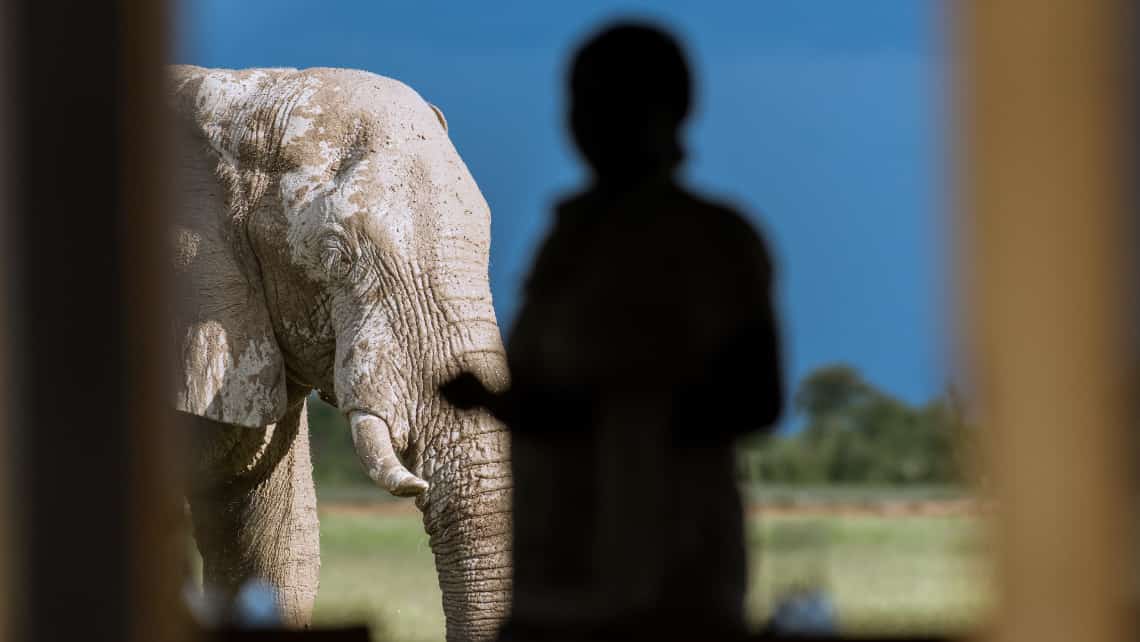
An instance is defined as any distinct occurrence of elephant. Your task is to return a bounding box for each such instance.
[168,65,512,641]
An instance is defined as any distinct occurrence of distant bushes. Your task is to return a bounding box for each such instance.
[739,365,979,486]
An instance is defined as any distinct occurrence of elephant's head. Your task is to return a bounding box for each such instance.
[169,66,510,640]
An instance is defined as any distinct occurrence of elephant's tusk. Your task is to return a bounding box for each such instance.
[348,412,429,497]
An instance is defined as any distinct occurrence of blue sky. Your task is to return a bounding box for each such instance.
[174,1,950,425]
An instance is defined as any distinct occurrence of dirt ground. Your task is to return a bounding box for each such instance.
[751,497,988,517]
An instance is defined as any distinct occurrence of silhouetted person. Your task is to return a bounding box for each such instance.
[443,21,783,640]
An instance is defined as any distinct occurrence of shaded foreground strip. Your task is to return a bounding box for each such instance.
[207,630,950,641]
[316,498,989,519]
[500,632,953,641]
[752,637,949,642]
[206,627,369,640]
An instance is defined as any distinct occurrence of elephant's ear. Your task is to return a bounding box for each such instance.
[169,66,289,427]
[171,194,289,428]
[175,314,288,428]
[429,103,448,133]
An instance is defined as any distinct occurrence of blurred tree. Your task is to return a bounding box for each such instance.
[794,365,874,422]
[745,363,976,486]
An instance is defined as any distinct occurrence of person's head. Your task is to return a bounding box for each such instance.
[568,22,692,183]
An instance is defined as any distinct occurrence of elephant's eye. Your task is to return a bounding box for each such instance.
[320,244,354,281]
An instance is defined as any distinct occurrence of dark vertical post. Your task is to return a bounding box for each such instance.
[2,1,190,641]
[0,0,12,637]
[122,1,192,641]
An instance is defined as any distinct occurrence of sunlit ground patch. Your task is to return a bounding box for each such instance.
[309,502,993,641]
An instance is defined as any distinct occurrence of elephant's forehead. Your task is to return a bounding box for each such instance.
[248,68,488,267]
[177,66,443,176]
[276,73,443,170]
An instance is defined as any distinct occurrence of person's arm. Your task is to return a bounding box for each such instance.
[673,224,785,443]
[713,308,784,434]
[439,372,517,425]
[675,314,783,443]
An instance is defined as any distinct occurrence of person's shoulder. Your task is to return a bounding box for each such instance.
[548,190,609,236]
[522,190,600,290]
[667,185,742,226]
[553,188,605,218]
[674,189,775,268]
[690,194,754,234]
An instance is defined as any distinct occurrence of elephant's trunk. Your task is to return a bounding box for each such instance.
[420,420,512,641]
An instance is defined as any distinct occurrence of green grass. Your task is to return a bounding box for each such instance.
[313,508,444,642]
[312,506,993,641]
[746,514,993,636]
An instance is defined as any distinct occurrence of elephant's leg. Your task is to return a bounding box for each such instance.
[187,394,320,626]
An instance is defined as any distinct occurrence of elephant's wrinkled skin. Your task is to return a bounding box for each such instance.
[169,66,511,641]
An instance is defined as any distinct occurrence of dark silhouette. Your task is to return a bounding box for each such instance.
[442,21,784,640]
